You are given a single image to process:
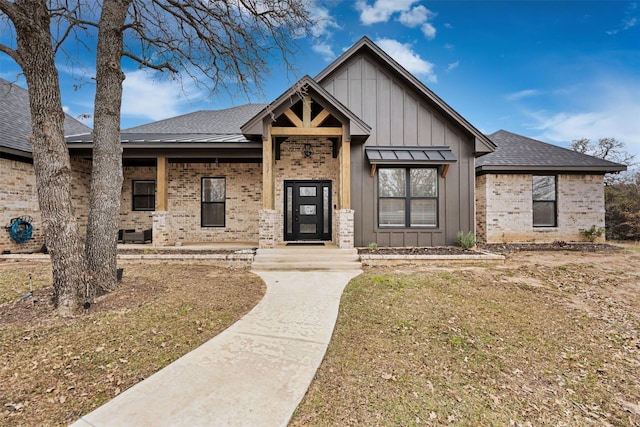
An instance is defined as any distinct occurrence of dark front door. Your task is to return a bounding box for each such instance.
[284,180,331,241]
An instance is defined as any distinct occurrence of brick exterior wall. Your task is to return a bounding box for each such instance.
[120,166,156,232]
[271,137,341,244]
[258,209,278,248]
[153,162,262,245]
[335,209,355,248]
[1,158,42,253]
[1,157,91,253]
[476,173,606,243]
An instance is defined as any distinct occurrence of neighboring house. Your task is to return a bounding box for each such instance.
[1,37,626,252]
[476,130,626,243]
[0,78,92,253]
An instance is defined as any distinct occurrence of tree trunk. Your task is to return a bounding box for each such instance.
[85,0,131,296]
[12,0,87,316]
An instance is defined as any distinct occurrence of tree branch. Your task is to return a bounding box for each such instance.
[122,51,177,73]
[0,42,20,64]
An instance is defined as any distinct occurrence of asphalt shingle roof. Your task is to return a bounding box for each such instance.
[0,78,91,156]
[122,105,268,135]
[476,130,626,173]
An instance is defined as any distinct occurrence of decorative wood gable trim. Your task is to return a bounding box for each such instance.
[271,95,343,137]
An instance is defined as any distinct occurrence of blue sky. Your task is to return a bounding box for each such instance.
[1,1,639,158]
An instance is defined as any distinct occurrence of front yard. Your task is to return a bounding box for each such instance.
[0,260,265,426]
[292,247,640,426]
[1,246,639,426]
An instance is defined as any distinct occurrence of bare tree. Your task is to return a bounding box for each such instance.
[0,0,87,316]
[570,137,637,185]
[571,137,636,165]
[0,0,313,314]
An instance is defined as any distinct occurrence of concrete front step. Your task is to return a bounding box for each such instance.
[251,246,362,271]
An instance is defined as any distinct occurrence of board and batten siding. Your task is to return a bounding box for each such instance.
[321,52,476,247]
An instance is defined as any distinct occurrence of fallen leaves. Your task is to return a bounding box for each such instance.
[0,261,265,427]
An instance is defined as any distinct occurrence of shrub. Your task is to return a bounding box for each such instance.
[455,231,476,249]
[581,225,605,243]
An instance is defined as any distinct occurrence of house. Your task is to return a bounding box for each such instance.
[476,130,626,243]
[1,37,626,252]
[0,78,92,253]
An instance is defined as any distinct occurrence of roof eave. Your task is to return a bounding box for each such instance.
[0,146,33,160]
[475,165,628,174]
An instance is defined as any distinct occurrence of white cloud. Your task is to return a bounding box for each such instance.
[446,61,459,72]
[312,42,335,61]
[506,89,541,101]
[375,38,437,83]
[121,70,205,122]
[421,22,436,39]
[397,5,437,39]
[307,2,341,61]
[309,3,341,38]
[623,16,638,30]
[356,1,438,40]
[526,80,640,157]
[398,5,432,26]
[356,0,418,25]
[606,3,638,35]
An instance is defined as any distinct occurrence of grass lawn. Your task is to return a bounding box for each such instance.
[2,248,639,426]
[0,259,264,427]
[292,249,640,426]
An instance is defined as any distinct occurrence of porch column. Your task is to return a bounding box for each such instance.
[153,157,170,246]
[259,128,277,248]
[340,132,351,209]
[262,129,274,209]
[156,157,168,211]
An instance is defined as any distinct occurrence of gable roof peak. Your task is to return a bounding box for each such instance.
[314,37,495,154]
[240,74,371,138]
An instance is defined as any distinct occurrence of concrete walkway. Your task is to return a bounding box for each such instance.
[70,247,362,427]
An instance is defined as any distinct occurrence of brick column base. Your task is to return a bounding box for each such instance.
[335,209,354,249]
[259,209,278,248]
[152,211,170,246]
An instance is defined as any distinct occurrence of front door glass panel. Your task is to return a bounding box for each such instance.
[284,181,331,241]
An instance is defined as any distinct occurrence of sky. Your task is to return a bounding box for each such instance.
[1,0,639,159]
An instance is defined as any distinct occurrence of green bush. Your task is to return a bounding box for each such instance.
[455,231,476,249]
[581,225,605,243]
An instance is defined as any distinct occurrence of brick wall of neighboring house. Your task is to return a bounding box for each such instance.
[1,157,91,253]
[154,162,262,244]
[274,137,340,243]
[476,173,606,243]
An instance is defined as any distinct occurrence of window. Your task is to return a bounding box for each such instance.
[533,175,556,227]
[378,168,438,228]
[132,180,155,211]
[202,177,225,227]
